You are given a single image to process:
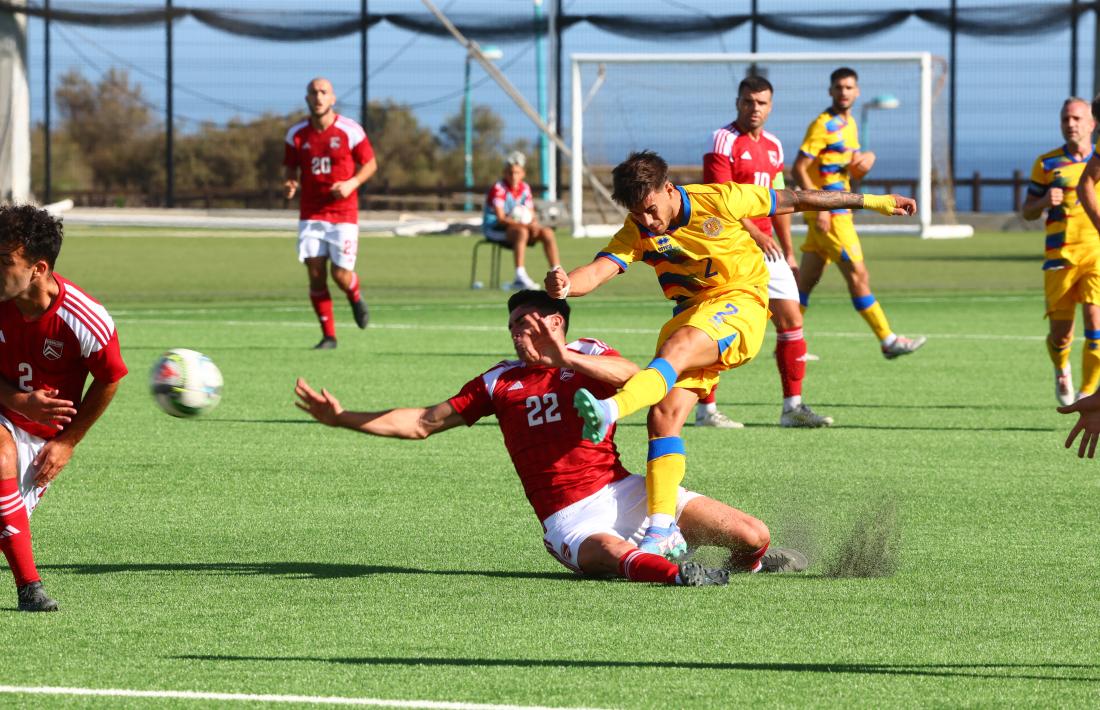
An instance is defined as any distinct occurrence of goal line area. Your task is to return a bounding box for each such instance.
[568,52,972,240]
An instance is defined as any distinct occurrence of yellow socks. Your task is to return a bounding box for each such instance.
[1047,330,1072,372]
[611,358,677,421]
[852,294,893,342]
[646,436,685,517]
[1081,330,1100,395]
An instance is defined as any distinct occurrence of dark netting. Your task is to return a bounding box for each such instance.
[1,2,1095,42]
[8,2,185,28]
[915,5,1080,37]
[571,14,749,40]
[190,10,379,42]
[758,11,913,40]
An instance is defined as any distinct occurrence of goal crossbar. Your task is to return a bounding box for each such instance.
[570,52,971,239]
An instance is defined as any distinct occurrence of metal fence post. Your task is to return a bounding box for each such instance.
[43,0,51,204]
[165,0,174,208]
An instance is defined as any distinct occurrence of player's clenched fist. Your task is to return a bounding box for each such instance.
[1046,187,1065,208]
[545,265,570,299]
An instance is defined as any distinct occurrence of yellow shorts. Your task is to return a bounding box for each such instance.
[1045,253,1100,319]
[655,287,768,396]
[801,212,863,264]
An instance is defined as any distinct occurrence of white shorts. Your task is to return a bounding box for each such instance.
[765,255,799,302]
[0,415,49,515]
[541,474,702,572]
[298,220,359,270]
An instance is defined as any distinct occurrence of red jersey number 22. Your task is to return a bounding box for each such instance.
[526,393,561,427]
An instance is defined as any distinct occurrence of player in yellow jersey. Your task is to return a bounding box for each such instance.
[544,150,914,559]
[1022,97,1100,404]
[793,67,926,359]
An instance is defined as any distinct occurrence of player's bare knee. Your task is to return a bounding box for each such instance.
[577,534,632,576]
[742,517,771,551]
[771,302,802,331]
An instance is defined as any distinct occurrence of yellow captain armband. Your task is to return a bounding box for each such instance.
[862,193,897,216]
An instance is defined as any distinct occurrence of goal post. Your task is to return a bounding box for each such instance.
[569,52,972,239]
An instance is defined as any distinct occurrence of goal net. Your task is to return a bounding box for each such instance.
[569,52,970,239]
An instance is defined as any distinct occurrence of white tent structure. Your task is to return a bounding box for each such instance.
[0,0,29,204]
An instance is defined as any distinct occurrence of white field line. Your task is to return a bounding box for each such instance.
[0,685,610,710]
[110,293,1037,318]
[115,317,1049,342]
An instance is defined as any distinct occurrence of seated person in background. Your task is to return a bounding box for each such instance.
[483,152,561,290]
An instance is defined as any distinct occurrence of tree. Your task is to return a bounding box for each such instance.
[53,68,162,192]
[364,101,441,190]
[439,104,508,187]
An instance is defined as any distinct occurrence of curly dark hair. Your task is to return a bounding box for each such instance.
[506,289,570,333]
[611,150,669,209]
[0,205,63,269]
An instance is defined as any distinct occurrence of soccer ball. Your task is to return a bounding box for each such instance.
[150,348,223,417]
[509,204,533,225]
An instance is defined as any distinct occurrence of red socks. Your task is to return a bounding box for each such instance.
[729,543,769,573]
[0,478,39,586]
[309,289,336,338]
[699,386,717,405]
[618,549,680,584]
[342,272,363,304]
[775,328,807,398]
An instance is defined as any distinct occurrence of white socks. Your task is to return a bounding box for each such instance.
[650,513,675,529]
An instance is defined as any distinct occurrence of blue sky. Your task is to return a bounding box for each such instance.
[20,1,1093,210]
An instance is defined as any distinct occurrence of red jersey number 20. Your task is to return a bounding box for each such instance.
[311,156,332,175]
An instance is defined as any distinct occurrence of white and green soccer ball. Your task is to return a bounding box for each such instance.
[150,348,223,417]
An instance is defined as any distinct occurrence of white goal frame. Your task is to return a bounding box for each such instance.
[569,52,972,239]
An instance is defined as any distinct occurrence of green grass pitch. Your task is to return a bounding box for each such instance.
[4,225,1099,708]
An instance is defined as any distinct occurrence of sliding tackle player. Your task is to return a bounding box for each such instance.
[545,150,915,559]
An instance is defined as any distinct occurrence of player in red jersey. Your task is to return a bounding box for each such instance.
[698,75,833,430]
[0,205,128,611]
[294,290,806,585]
[284,77,378,350]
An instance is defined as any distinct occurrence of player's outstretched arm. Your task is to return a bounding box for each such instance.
[1077,155,1100,232]
[1058,392,1100,458]
[294,378,463,440]
[773,189,916,217]
[544,259,619,299]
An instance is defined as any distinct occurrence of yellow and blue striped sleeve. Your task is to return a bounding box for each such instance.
[1028,157,1049,197]
[799,117,827,160]
[596,221,642,272]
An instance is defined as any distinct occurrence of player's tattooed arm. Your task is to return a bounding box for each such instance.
[773,189,916,217]
[294,378,463,440]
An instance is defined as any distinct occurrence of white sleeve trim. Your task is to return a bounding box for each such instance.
[481,360,523,400]
[284,119,308,146]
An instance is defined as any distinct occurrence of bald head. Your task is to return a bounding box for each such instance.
[306,78,336,120]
